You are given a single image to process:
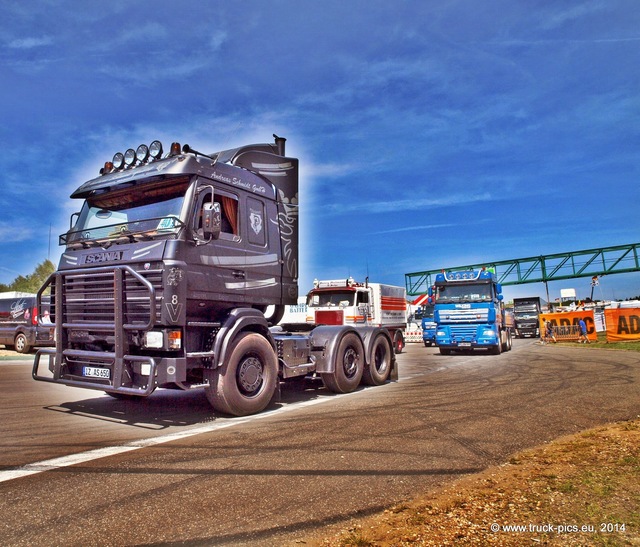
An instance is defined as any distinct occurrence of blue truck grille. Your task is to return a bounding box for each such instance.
[450,325,478,341]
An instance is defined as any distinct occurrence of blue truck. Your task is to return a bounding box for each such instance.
[430,269,514,355]
[418,303,436,347]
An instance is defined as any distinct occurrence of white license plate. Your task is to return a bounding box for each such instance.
[459,342,471,347]
[83,366,111,379]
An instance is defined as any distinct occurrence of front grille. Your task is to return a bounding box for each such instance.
[51,266,163,327]
[450,325,478,341]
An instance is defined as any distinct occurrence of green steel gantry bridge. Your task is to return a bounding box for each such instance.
[405,242,640,297]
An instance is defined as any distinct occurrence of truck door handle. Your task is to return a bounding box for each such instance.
[232,270,245,279]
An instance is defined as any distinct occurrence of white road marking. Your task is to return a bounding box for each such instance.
[1,352,425,484]
[0,387,370,484]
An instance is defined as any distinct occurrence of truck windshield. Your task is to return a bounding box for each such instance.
[65,178,189,246]
[436,283,492,303]
[308,291,355,307]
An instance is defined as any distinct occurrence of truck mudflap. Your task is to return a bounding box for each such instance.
[32,348,158,396]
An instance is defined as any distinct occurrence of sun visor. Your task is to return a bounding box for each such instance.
[70,156,196,199]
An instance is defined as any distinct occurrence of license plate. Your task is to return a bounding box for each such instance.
[459,342,471,347]
[83,366,111,379]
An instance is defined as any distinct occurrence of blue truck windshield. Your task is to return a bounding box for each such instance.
[436,283,492,303]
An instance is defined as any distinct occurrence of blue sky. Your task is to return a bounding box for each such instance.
[1,0,639,303]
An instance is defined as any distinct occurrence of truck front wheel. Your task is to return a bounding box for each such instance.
[322,332,364,393]
[205,332,278,416]
[362,334,392,386]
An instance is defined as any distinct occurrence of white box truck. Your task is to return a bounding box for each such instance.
[306,278,407,353]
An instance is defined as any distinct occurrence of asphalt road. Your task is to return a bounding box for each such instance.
[0,340,638,546]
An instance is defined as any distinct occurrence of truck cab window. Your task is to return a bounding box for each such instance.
[220,195,238,236]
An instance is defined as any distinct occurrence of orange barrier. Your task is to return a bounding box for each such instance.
[539,311,597,342]
[604,308,640,342]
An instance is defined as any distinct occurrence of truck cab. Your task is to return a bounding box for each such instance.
[306,278,407,353]
[33,136,397,416]
[432,269,513,355]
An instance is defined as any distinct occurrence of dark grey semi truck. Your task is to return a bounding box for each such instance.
[33,135,396,416]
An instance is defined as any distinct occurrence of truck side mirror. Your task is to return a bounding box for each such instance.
[203,202,221,240]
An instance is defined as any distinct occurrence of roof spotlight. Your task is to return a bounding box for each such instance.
[112,152,125,170]
[124,148,137,167]
[169,142,181,156]
[149,140,163,160]
[101,161,114,175]
[136,144,149,163]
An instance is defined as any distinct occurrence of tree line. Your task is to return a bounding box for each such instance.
[0,260,56,294]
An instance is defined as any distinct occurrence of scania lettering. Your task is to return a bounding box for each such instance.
[33,136,397,416]
[431,269,514,355]
[306,278,407,353]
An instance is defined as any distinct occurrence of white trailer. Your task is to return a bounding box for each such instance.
[306,278,408,353]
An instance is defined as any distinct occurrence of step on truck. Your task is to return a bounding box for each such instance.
[305,278,407,353]
[430,269,514,355]
[33,135,397,416]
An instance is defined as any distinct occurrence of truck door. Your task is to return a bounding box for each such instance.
[188,182,248,307]
[243,196,281,305]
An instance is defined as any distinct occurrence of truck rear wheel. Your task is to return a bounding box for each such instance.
[322,332,364,393]
[362,334,392,386]
[392,330,404,354]
[205,332,278,416]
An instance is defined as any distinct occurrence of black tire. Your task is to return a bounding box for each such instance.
[14,333,31,354]
[205,332,278,416]
[321,332,364,393]
[392,330,404,354]
[362,334,392,386]
[491,340,502,355]
[506,331,513,351]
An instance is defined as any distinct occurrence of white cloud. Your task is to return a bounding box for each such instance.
[327,192,494,215]
[7,36,52,49]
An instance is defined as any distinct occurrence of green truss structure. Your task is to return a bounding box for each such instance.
[405,242,640,296]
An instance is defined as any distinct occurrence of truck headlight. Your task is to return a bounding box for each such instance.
[484,329,496,337]
[144,331,164,349]
[143,330,182,350]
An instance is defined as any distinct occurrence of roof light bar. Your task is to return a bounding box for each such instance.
[102,140,169,175]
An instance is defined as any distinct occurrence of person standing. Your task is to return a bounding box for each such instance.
[544,319,556,344]
[578,318,589,343]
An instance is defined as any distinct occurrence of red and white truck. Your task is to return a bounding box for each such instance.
[306,278,408,353]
